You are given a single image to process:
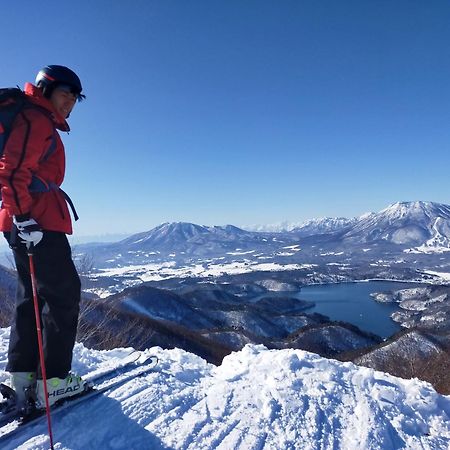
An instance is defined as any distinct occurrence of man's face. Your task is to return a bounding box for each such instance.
[49,85,77,119]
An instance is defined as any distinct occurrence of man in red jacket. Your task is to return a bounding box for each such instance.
[0,65,87,410]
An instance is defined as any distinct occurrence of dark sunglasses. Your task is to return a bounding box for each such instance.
[55,83,86,101]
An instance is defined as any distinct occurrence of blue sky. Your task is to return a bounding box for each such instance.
[2,1,450,238]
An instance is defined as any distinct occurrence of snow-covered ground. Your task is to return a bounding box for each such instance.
[0,328,449,450]
[422,270,450,283]
[94,261,316,282]
[88,261,317,298]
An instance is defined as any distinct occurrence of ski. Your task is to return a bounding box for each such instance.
[0,349,142,429]
[0,354,158,444]
[83,349,143,384]
[0,350,154,430]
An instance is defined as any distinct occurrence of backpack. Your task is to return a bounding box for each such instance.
[0,87,70,212]
[0,87,57,162]
[0,88,28,155]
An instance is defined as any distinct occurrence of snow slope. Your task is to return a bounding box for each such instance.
[0,328,449,450]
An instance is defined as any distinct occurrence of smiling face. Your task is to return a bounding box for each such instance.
[49,86,77,119]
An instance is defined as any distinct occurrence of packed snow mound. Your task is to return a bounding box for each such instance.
[0,329,449,449]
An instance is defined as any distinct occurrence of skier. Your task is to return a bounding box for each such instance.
[0,65,87,409]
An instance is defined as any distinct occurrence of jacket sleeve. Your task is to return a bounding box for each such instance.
[0,109,54,216]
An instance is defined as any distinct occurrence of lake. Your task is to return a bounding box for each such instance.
[296,281,419,338]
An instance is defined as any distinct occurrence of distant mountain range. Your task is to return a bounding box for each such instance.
[78,201,450,270]
[246,217,358,234]
[250,201,450,247]
[6,201,449,303]
[125,200,450,249]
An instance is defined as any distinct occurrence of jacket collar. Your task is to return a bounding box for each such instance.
[23,82,70,132]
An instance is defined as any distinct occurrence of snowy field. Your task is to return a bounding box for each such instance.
[88,261,317,298]
[0,328,449,450]
[94,261,316,282]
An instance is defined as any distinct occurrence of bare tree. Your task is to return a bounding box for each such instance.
[0,285,15,327]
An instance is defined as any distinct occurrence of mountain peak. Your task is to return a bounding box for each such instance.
[156,222,209,233]
[381,201,450,218]
[118,222,210,249]
[344,201,450,245]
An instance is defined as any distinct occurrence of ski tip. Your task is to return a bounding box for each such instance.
[138,354,159,366]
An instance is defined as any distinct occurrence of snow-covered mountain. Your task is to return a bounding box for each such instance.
[1,328,449,450]
[120,222,211,249]
[70,200,450,295]
[243,217,356,234]
[291,217,357,236]
[84,201,450,264]
[343,201,450,248]
[99,221,285,261]
[246,201,450,249]
[243,221,304,232]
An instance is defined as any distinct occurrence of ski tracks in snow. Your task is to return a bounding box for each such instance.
[127,345,450,450]
[1,342,450,449]
[145,345,449,450]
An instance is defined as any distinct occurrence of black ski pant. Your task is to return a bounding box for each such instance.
[4,231,81,378]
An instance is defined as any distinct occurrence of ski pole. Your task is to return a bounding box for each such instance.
[27,243,55,450]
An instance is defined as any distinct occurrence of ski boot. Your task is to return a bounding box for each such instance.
[36,373,88,408]
[0,372,37,417]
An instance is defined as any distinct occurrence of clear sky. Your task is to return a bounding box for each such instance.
[2,1,450,238]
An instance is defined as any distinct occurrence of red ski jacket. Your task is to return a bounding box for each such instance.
[0,83,74,234]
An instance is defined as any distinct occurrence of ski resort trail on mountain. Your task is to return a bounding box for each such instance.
[0,328,449,450]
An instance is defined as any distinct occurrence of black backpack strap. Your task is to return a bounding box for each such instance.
[28,177,79,222]
[59,188,79,221]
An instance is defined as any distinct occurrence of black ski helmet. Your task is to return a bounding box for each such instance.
[35,65,85,101]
